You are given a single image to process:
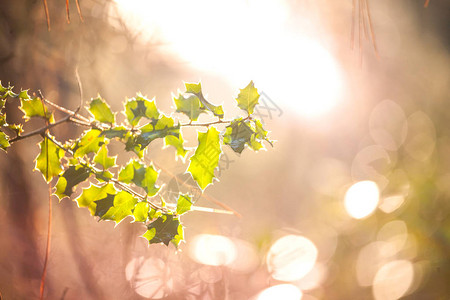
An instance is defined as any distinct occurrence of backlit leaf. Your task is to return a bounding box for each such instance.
[99,191,138,223]
[93,144,116,169]
[0,132,10,151]
[143,214,181,246]
[73,129,105,158]
[185,82,224,118]
[54,165,91,200]
[88,96,115,124]
[20,97,53,120]
[223,118,254,154]
[118,160,159,196]
[125,94,159,126]
[164,134,188,159]
[173,93,203,121]
[188,127,221,190]
[75,183,117,216]
[176,194,192,215]
[35,136,65,182]
[133,202,149,222]
[235,81,260,115]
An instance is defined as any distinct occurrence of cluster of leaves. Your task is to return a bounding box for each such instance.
[0,81,272,246]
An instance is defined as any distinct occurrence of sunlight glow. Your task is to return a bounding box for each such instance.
[373,260,414,300]
[189,234,236,266]
[256,284,303,300]
[266,235,318,282]
[344,181,380,219]
[111,0,344,119]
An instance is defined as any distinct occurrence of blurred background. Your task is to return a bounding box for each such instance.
[0,0,449,299]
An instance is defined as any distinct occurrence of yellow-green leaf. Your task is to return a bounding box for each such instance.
[0,132,10,151]
[34,136,65,182]
[235,81,260,115]
[73,129,105,158]
[176,194,192,215]
[133,202,149,222]
[188,127,221,190]
[20,97,53,120]
[88,96,115,124]
[93,144,116,169]
[75,183,117,216]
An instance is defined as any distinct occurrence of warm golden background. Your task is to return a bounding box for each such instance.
[0,1,449,299]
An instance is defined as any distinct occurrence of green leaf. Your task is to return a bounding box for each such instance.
[93,144,116,169]
[164,134,188,159]
[185,82,224,118]
[143,214,181,246]
[133,202,149,222]
[0,132,10,151]
[35,136,65,182]
[118,160,160,196]
[19,97,53,120]
[223,118,254,153]
[75,183,117,215]
[235,81,260,115]
[188,127,221,190]
[88,96,115,124]
[18,90,31,100]
[125,94,159,126]
[176,194,192,215]
[223,118,270,153]
[93,194,115,218]
[99,191,138,223]
[73,129,105,158]
[173,93,203,121]
[135,116,180,150]
[101,126,128,139]
[54,165,91,200]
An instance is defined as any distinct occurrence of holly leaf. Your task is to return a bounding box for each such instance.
[118,160,159,196]
[176,194,192,215]
[133,202,149,222]
[185,82,224,118]
[101,126,128,139]
[18,89,31,100]
[20,97,53,121]
[0,132,10,151]
[235,81,260,115]
[93,144,116,170]
[75,183,117,216]
[173,93,203,121]
[54,165,91,200]
[98,191,138,223]
[125,94,160,126]
[188,127,221,190]
[73,129,105,158]
[223,118,254,154]
[135,116,180,150]
[143,214,181,246]
[35,136,65,182]
[94,194,115,218]
[164,134,188,159]
[88,96,115,124]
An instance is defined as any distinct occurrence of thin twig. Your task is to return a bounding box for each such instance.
[66,0,70,23]
[42,0,50,31]
[75,0,84,22]
[365,0,379,58]
[9,116,71,143]
[74,67,83,114]
[39,93,51,300]
[44,99,90,123]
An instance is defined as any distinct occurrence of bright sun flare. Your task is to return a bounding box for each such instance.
[111,0,344,118]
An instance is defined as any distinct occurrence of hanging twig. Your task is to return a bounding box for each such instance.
[42,0,50,31]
